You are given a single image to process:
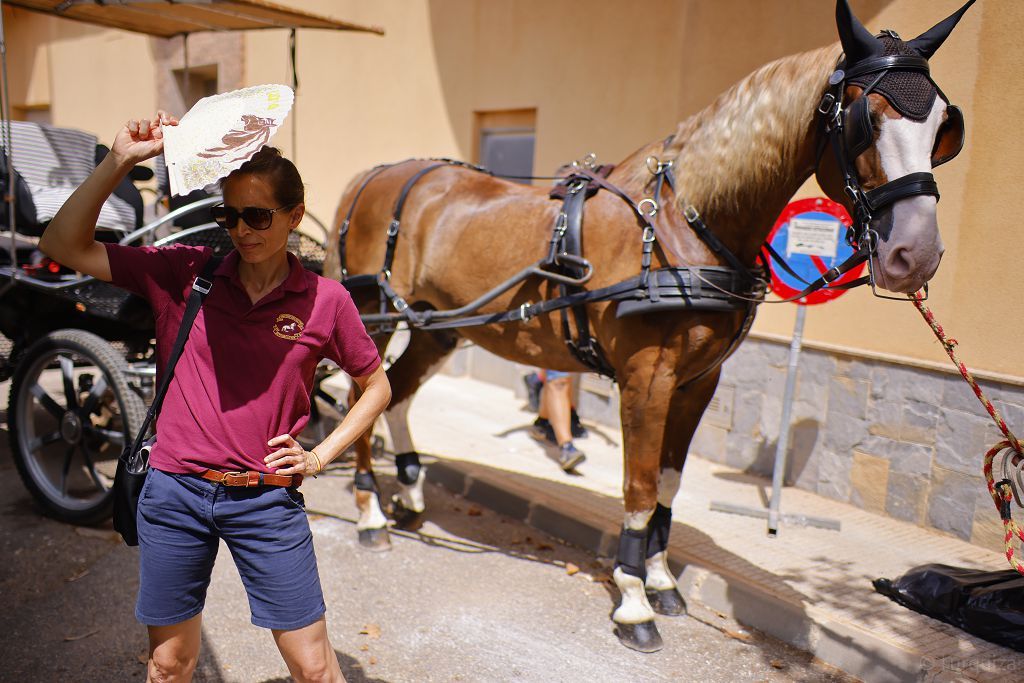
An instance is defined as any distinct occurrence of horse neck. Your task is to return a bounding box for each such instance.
[617,44,842,266]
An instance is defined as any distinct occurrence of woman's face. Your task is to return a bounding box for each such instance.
[221,172,304,265]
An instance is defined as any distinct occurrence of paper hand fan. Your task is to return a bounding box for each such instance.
[162,84,294,197]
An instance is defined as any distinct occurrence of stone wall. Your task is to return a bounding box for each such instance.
[446,340,1023,552]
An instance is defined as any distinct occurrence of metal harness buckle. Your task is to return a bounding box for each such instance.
[192,277,213,295]
[519,302,534,322]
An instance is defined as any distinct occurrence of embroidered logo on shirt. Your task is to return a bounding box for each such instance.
[273,313,304,340]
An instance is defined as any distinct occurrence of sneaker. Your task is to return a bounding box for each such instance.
[558,442,586,472]
[570,409,588,439]
[523,373,543,412]
[531,417,556,445]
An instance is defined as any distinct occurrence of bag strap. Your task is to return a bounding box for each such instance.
[126,254,220,456]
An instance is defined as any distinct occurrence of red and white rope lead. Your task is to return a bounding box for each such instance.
[910,292,1024,574]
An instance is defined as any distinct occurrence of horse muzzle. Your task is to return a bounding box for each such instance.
[870,197,944,293]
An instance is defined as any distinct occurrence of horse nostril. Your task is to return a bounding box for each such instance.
[885,247,915,280]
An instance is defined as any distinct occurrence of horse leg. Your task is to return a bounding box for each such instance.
[643,371,720,617]
[611,358,718,652]
[350,382,392,552]
[384,329,458,528]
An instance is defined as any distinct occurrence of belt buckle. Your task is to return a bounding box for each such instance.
[223,471,247,486]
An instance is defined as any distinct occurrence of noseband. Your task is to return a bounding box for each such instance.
[816,35,965,298]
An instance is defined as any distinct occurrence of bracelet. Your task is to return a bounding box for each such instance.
[308,449,323,477]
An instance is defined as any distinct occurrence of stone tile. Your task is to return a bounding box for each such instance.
[823,414,869,454]
[935,408,1002,476]
[885,473,930,525]
[889,365,948,405]
[900,398,940,446]
[691,423,727,462]
[970,485,1006,554]
[828,376,870,419]
[993,400,1024,439]
[850,451,890,514]
[867,397,903,440]
[817,448,852,502]
[836,357,873,381]
[425,461,468,496]
[529,503,605,553]
[943,375,1003,415]
[926,467,981,540]
[731,389,762,436]
[466,478,531,521]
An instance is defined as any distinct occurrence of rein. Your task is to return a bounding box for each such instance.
[909,292,1024,575]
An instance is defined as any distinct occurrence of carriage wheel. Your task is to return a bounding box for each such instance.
[8,330,146,525]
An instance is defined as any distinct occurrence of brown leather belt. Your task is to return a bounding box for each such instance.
[201,469,303,488]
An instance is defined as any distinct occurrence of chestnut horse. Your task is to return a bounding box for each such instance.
[325,0,973,651]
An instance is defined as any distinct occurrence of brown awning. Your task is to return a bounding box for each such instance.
[3,0,384,38]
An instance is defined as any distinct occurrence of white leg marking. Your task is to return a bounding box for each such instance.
[657,467,682,509]
[623,509,653,532]
[355,490,388,531]
[645,551,676,592]
[396,467,426,514]
[614,507,656,624]
[385,397,415,454]
[613,567,656,624]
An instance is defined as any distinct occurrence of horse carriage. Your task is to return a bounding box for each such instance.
[0,120,343,524]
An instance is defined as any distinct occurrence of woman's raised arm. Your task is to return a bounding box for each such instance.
[38,112,177,281]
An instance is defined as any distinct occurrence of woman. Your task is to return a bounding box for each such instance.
[39,112,390,683]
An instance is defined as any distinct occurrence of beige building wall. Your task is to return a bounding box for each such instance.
[3,0,1021,380]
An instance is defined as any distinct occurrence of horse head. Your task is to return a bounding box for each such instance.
[818,0,973,294]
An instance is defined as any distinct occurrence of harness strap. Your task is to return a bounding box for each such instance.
[382,162,451,278]
[338,163,394,280]
[864,171,939,211]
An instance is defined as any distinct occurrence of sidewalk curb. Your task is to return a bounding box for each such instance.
[426,460,923,683]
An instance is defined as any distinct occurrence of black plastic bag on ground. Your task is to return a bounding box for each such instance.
[874,563,1024,652]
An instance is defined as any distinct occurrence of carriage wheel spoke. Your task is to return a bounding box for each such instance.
[28,431,63,453]
[79,376,108,417]
[81,444,108,492]
[59,356,79,410]
[29,384,65,419]
[60,446,76,496]
[86,426,126,447]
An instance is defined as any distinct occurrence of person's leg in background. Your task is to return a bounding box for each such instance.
[535,370,586,471]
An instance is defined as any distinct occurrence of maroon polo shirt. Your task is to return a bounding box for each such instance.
[104,243,381,475]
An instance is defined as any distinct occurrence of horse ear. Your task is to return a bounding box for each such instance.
[836,0,882,64]
[906,1,976,59]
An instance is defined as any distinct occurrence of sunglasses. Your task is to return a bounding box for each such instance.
[211,204,291,231]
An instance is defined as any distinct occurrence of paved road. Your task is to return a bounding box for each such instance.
[0,423,855,682]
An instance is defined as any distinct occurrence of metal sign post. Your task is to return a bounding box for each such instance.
[710,198,863,536]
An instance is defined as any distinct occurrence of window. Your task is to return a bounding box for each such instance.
[173,64,218,109]
[475,109,536,185]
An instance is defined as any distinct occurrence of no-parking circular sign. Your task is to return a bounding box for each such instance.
[766,197,864,305]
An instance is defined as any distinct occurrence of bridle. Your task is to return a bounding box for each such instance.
[816,33,966,300]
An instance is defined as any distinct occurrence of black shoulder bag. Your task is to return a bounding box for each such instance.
[112,256,219,546]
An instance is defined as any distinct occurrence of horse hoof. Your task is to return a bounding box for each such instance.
[357,528,392,552]
[390,497,425,531]
[646,588,687,616]
[614,621,664,653]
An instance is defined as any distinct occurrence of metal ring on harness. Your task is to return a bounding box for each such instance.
[567,178,587,194]
[637,198,658,218]
[641,226,656,243]
[645,155,665,175]
[387,220,400,237]
[519,302,534,322]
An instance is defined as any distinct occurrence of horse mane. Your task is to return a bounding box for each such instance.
[646,44,843,217]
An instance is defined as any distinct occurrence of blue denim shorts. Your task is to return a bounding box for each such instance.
[136,468,325,630]
[545,370,571,381]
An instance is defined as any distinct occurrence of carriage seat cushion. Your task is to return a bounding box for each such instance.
[0,121,136,236]
[548,164,615,200]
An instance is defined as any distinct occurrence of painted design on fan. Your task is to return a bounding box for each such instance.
[197,115,275,164]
